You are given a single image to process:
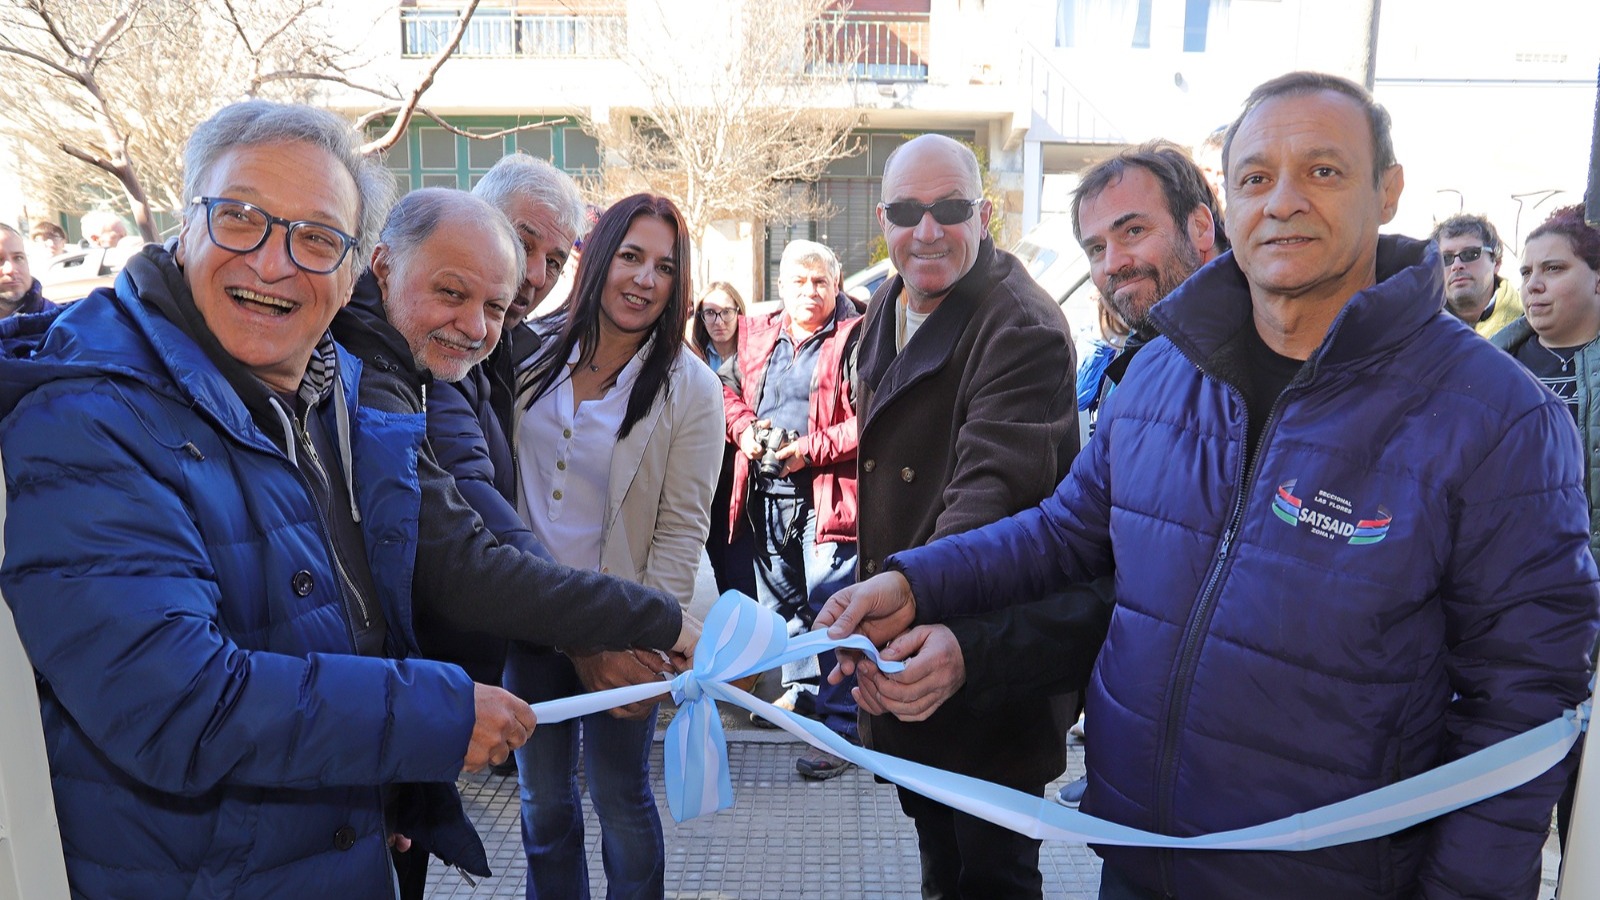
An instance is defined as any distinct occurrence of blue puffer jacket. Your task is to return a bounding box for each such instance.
[0,254,480,898]
[897,236,1598,898]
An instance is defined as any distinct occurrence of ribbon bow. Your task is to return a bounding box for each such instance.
[528,590,902,821]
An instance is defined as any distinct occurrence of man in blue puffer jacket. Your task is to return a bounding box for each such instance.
[822,72,1598,899]
[0,102,548,899]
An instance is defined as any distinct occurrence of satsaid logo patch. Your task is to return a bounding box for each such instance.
[1271,479,1392,545]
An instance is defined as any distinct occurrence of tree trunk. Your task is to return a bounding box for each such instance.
[118,166,159,243]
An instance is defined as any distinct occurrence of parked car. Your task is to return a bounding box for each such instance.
[37,246,130,303]
[1008,215,1098,359]
[842,258,894,304]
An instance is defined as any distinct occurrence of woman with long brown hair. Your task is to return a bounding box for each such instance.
[505,193,723,899]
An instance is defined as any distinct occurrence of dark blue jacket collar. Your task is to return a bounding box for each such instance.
[1151,234,1441,385]
[11,279,56,316]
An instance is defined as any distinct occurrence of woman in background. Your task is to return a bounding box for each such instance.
[1488,204,1600,863]
[505,193,723,899]
[689,281,758,597]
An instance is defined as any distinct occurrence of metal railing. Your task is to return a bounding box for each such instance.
[1019,39,1124,144]
[811,11,930,83]
[400,9,624,59]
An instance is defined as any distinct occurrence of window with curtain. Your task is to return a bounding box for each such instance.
[1055,0,1154,49]
[1183,0,1230,52]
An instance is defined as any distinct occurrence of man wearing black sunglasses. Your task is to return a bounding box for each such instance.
[852,133,1079,899]
[1430,213,1523,337]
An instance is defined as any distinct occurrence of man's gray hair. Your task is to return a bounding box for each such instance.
[780,239,841,281]
[473,153,587,243]
[379,187,525,288]
[880,134,983,200]
[81,210,127,237]
[183,100,395,263]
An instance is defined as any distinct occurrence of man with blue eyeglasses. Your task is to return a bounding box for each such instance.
[0,101,691,899]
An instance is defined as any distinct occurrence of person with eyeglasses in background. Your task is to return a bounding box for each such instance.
[847,133,1079,899]
[1431,213,1523,338]
[688,281,760,600]
[28,221,68,259]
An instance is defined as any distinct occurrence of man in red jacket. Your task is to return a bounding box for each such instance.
[722,238,863,779]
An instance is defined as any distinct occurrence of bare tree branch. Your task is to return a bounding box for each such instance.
[253,69,402,99]
[218,0,257,56]
[0,40,84,81]
[359,0,484,155]
[58,140,116,171]
[415,110,569,141]
[81,3,141,71]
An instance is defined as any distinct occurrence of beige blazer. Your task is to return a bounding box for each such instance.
[597,347,724,611]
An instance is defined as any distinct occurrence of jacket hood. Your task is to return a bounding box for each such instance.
[7,279,55,317]
[1489,315,1535,354]
[331,270,432,397]
[1151,234,1442,382]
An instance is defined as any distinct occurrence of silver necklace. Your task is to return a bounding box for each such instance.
[1541,338,1595,371]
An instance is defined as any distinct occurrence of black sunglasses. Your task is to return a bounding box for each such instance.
[1442,246,1490,266]
[878,198,981,228]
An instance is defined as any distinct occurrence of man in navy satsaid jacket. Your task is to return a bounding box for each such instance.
[822,72,1598,899]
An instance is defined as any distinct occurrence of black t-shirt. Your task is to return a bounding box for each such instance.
[1241,324,1305,458]
[1515,338,1586,424]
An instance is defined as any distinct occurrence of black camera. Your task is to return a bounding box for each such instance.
[753,425,799,480]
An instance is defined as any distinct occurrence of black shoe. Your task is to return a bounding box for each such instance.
[489,756,518,777]
[796,750,854,780]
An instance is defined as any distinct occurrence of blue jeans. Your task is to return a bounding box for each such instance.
[749,492,858,739]
[503,647,663,900]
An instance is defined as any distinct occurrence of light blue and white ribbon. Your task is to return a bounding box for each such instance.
[529,591,1590,849]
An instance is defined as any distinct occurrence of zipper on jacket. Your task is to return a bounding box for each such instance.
[1153,382,1290,895]
[292,408,375,645]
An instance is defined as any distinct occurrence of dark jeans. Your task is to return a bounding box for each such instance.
[706,444,757,596]
[749,491,858,738]
[898,786,1044,899]
[1097,863,1168,899]
[390,844,427,900]
[503,647,663,900]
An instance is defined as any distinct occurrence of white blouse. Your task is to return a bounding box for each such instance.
[517,343,646,571]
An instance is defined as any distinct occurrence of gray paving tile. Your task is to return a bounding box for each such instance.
[425,733,1564,899]
[425,739,1101,899]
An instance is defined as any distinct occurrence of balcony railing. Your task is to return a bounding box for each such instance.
[811,11,930,83]
[400,9,624,59]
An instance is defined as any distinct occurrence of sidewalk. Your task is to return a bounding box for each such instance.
[424,723,1104,899]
